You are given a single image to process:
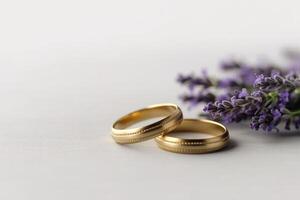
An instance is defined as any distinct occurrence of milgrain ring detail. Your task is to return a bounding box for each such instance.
[155,118,230,154]
[111,103,183,144]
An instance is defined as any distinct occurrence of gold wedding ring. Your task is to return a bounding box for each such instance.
[112,103,183,144]
[155,119,229,154]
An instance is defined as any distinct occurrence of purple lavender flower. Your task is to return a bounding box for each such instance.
[217,79,243,88]
[254,73,297,92]
[220,60,242,70]
[180,91,215,107]
[177,72,213,90]
[204,89,264,124]
[204,74,300,131]
[178,53,300,131]
[239,66,258,85]
[250,108,282,131]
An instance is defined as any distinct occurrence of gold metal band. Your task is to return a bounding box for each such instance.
[155,119,229,154]
[111,103,183,144]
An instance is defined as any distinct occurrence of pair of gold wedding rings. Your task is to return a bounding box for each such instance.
[111,103,230,154]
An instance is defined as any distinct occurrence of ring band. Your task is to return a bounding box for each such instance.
[111,103,183,144]
[155,119,229,154]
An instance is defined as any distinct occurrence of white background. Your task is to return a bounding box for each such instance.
[0,0,300,199]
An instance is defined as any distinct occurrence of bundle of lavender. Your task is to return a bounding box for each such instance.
[177,52,300,131]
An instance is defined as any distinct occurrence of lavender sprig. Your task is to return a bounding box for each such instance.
[203,74,300,131]
[178,53,300,131]
[254,73,299,92]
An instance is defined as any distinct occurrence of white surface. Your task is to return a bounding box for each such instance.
[1,0,300,199]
